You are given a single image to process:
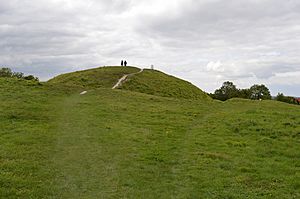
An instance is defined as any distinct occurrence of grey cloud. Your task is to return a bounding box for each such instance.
[142,0,300,34]
[0,0,299,96]
[133,0,300,93]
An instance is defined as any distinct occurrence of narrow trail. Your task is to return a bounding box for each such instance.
[52,93,122,197]
[112,68,143,89]
[79,68,144,95]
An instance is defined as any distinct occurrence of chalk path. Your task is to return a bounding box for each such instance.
[112,68,143,89]
[79,68,144,95]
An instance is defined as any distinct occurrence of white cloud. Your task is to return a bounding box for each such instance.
[206,61,224,72]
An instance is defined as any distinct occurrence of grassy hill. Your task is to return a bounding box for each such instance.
[120,69,210,100]
[48,66,210,100]
[48,66,140,89]
[0,68,299,198]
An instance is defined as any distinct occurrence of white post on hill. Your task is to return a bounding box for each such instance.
[151,65,154,70]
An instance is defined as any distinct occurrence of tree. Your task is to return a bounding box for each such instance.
[213,81,239,101]
[0,68,13,77]
[0,67,39,82]
[237,88,251,99]
[276,93,285,102]
[24,75,39,81]
[12,72,24,79]
[276,93,299,105]
[249,84,271,100]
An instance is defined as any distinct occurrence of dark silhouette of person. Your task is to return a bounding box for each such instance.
[121,60,124,66]
[124,60,127,66]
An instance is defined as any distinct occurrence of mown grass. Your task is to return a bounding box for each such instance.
[0,72,299,198]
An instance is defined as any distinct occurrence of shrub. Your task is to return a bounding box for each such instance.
[0,68,13,77]
[13,72,24,79]
[0,67,39,82]
[24,75,38,81]
[276,93,299,105]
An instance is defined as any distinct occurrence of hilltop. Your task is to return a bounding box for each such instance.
[48,66,140,89]
[48,66,210,100]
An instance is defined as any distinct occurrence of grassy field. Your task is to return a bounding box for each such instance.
[0,67,299,198]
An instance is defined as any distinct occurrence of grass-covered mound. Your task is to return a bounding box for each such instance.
[48,66,210,101]
[48,66,140,89]
[1,77,299,198]
[1,69,299,198]
[120,69,210,100]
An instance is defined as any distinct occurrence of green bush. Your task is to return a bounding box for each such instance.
[13,72,24,79]
[276,93,299,105]
[0,67,13,77]
[24,75,39,81]
[0,67,38,82]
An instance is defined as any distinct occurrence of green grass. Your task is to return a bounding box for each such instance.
[48,66,210,100]
[0,78,61,197]
[48,66,140,89]
[0,68,299,198]
[120,69,211,100]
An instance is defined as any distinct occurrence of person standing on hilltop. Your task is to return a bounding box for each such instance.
[121,60,124,66]
[124,60,127,66]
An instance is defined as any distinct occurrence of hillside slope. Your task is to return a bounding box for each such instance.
[48,66,210,100]
[1,77,299,198]
[48,66,140,89]
[120,69,210,100]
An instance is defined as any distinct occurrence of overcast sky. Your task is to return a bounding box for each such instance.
[1,0,300,96]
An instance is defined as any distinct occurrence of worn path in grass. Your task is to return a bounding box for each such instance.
[50,88,212,198]
[79,68,144,95]
[52,91,120,198]
[49,89,300,198]
[112,68,144,89]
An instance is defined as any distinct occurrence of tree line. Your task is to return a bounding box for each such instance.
[209,81,271,101]
[275,93,300,105]
[0,67,39,82]
[209,81,299,105]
